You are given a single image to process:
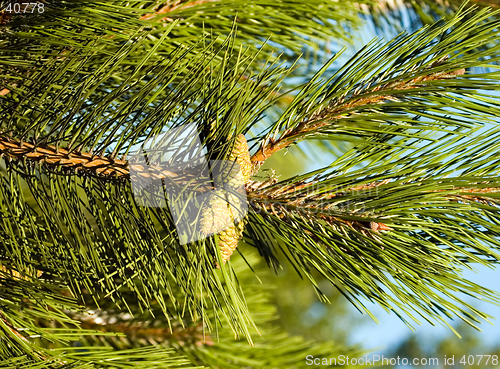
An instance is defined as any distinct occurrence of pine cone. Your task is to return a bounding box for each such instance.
[219,134,252,188]
[229,134,252,184]
[199,189,233,236]
[218,218,246,265]
[199,134,251,264]
[218,225,239,261]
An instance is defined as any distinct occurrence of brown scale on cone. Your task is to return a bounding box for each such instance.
[199,134,251,265]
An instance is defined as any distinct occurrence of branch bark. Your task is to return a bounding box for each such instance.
[0,135,199,185]
[139,0,216,21]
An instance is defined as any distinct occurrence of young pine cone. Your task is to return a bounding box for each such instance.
[218,219,246,262]
[199,134,251,264]
[199,189,235,236]
[227,134,252,186]
[215,134,252,188]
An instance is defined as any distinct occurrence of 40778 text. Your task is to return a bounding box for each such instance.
[1,1,44,13]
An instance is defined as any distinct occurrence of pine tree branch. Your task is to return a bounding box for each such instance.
[248,183,500,243]
[250,176,500,205]
[0,135,129,178]
[3,3,500,349]
[0,134,210,187]
[3,130,499,209]
[78,319,212,346]
[251,67,466,165]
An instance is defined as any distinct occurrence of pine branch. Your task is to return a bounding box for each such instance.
[251,66,466,164]
[65,252,366,369]
[251,6,500,167]
[78,319,211,346]
[4,1,500,354]
[0,134,206,186]
[246,123,500,329]
[250,176,500,207]
[0,135,129,178]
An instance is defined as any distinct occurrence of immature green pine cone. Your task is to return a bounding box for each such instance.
[230,134,252,184]
[218,218,247,264]
[199,134,251,263]
[220,134,252,188]
[218,224,239,262]
[199,189,233,236]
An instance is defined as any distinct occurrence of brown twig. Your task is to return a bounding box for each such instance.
[79,318,212,346]
[0,135,208,187]
[139,0,216,21]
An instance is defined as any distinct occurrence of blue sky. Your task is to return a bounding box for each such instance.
[348,264,500,352]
